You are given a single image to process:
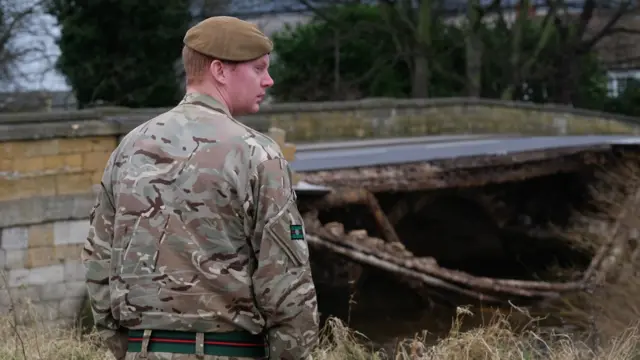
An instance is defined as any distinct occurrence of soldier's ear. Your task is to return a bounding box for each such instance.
[209,59,228,84]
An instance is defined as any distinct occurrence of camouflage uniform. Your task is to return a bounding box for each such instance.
[82,92,319,358]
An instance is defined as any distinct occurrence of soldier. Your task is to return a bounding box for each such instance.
[81,16,319,360]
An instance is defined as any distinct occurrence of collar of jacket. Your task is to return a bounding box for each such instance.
[180,91,232,118]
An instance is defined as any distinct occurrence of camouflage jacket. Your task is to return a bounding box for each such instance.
[81,92,320,359]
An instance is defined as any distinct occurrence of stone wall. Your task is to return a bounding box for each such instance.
[0,97,639,327]
[0,136,117,326]
[241,98,640,141]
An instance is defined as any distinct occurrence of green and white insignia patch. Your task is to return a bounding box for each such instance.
[290,224,304,241]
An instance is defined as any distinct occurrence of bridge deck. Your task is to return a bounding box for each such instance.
[291,135,640,172]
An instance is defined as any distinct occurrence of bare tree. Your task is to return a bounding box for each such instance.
[487,0,559,100]
[376,0,434,98]
[462,0,509,97]
[464,0,484,97]
[0,0,56,92]
[543,0,639,103]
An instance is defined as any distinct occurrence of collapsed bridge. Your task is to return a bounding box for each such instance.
[278,132,640,311]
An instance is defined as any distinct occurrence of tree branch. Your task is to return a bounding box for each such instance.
[579,1,634,52]
[575,0,595,39]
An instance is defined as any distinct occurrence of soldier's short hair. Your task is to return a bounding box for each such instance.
[182,16,273,85]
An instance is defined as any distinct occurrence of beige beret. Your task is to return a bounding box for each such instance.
[184,16,273,62]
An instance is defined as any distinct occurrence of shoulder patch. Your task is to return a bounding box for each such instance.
[290,224,305,241]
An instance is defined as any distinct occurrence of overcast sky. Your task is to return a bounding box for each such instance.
[9,8,68,92]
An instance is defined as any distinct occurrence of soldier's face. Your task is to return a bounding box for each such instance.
[225,54,274,115]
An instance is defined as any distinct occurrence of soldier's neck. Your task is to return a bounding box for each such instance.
[185,85,233,115]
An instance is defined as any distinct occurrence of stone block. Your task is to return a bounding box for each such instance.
[3,139,60,158]
[91,170,103,185]
[39,281,68,301]
[42,154,83,172]
[27,223,54,248]
[0,193,95,229]
[282,143,296,162]
[58,137,95,154]
[67,154,84,168]
[12,156,45,174]
[2,141,24,158]
[42,155,66,171]
[55,172,94,195]
[4,249,26,268]
[31,300,59,321]
[63,260,86,281]
[1,226,28,250]
[26,139,61,157]
[0,289,9,306]
[7,268,29,287]
[25,176,58,198]
[90,137,117,152]
[26,246,58,268]
[9,286,41,304]
[267,127,286,146]
[55,244,83,262]
[0,158,10,172]
[59,296,84,318]
[66,280,87,297]
[27,264,64,285]
[0,175,58,202]
[82,151,112,171]
[54,220,90,246]
[0,180,17,202]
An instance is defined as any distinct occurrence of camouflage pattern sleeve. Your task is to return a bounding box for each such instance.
[81,159,127,360]
[248,157,320,360]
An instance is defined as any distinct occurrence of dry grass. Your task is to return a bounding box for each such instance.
[1,300,640,360]
[309,305,640,360]
[0,311,110,360]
